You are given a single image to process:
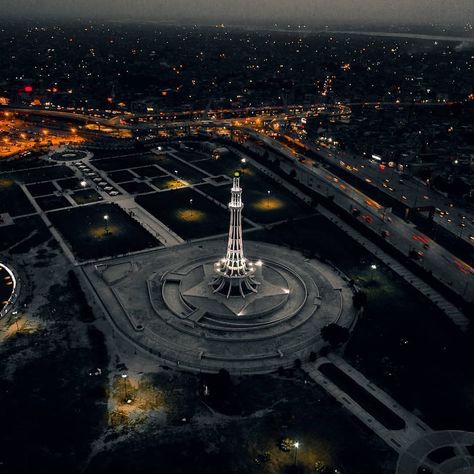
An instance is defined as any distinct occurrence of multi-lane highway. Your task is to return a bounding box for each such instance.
[242,129,474,304]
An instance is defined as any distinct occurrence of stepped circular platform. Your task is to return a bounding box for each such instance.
[83,240,358,374]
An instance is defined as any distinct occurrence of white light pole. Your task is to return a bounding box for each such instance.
[104,214,109,235]
[294,441,300,466]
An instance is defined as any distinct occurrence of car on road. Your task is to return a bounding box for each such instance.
[409,249,424,260]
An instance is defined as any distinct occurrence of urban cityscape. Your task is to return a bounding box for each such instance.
[0,1,473,473]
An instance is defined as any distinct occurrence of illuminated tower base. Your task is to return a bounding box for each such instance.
[210,172,260,299]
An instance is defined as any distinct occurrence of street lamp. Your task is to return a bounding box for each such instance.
[370,264,377,270]
[104,214,110,235]
[294,441,300,466]
[80,180,87,188]
[121,374,128,401]
[189,198,194,219]
[267,190,271,208]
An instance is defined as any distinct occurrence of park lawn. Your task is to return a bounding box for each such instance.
[192,152,242,176]
[92,152,174,172]
[48,203,160,260]
[131,166,165,178]
[0,215,51,252]
[252,214,474,430]
[10,165,74,183]
[71,188,103,205]
[155,159,209,184]
[151,175,187,190]
[136,188,231,240]
[36,195,71,211]
[57,177,84,191]
[0,178,35,216]
[26,181,58,196]
[173,149,209,163]
[119,181,155,195]
[0,154,49,172]
[107,169,137,183]
[85,372,395,474]
[200,168,312,224]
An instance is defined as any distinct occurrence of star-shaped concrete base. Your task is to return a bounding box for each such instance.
[182,263,289,318]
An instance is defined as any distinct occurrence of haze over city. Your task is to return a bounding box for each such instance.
[1,0,474,26]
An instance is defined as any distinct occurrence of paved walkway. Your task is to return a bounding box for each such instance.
[305,354,432,453]
[116,197,184,247]
[396,430,474,473]
[19,183,79,265]
[305,355,474,473]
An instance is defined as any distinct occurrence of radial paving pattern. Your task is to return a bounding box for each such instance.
[84,240,358,374]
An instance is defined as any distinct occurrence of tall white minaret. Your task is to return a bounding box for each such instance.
[211,172,260,299]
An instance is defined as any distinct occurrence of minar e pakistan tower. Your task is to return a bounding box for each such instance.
[211,172,260,299]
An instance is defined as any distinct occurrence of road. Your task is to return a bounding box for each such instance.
[280,132,474,248]
[243,129,474,304]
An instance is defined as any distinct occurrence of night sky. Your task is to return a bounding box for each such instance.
[0,0,473,25]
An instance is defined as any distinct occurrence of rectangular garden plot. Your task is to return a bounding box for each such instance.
[48,203,161,261]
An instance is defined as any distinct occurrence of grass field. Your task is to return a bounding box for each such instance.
[85,373,395,474]
[107,169,137,183]
[26,181,58,196]
[71,188,103,205]
[155,159,209,184]
[0,178,35,216]
[136,188,233,240]
[131,165,166,178]
[56,177,84,191]
[92,152,173,172]
[48,203,160,260]
[10,165,74,184]
[119,181,155,195]
[252,214,474,431]
[36,195,71,211]
[0,215,51,252]
[200,169,312,224]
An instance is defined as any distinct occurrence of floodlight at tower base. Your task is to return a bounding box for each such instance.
[210,172,261,300]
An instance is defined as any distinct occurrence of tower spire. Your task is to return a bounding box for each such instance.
[210,172,260,299]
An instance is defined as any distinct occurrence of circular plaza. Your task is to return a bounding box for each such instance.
[86,239,358,374]
[47,148,91,162]
[84,173,359,374]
